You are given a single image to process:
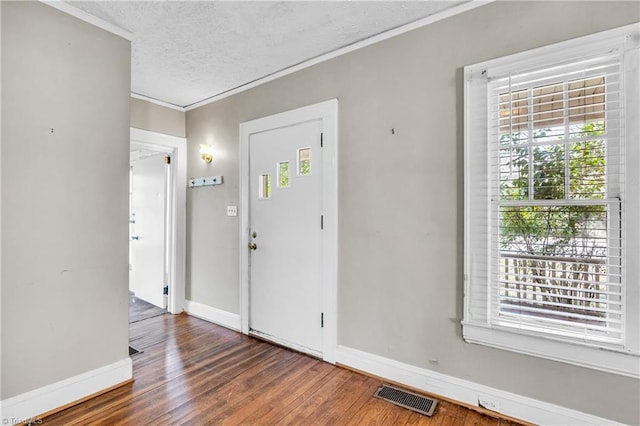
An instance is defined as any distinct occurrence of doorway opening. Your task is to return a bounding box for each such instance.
[129,128,187,318]
[129,149,170,320]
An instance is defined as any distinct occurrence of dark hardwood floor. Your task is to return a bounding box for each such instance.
[44,314,524,425]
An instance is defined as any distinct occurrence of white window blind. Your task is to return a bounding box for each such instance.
[463,24,640,377]
[488,55,624,344]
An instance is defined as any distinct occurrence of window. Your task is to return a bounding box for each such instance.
[464,25,640,377]
[278,161,290,188]
[298,148,311,176]
[258,174,271,199]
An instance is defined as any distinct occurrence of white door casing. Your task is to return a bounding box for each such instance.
[130,128,187,315]
[130,154,167,308]
[240,99,338,363]
[249,119,323,355]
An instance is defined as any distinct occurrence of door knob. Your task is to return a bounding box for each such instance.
[131,235,140,241]
[248,242,257,250]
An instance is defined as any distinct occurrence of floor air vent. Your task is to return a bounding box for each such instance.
[374,384,438,417]
[129,346,142,356]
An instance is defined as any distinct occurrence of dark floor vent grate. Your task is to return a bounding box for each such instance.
[129,346,142,356]
[374,384,438,417]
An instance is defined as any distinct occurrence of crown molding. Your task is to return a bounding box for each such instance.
[131,93,186,112]
[184,0,493,111]
[40,1,133,41]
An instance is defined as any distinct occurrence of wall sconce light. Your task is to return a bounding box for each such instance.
[199,144,213,163]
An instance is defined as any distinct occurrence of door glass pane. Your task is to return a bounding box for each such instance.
[278,162,289,188]
[259,174,271,199]
[298,148,311,176]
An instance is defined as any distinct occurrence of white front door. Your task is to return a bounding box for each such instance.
[130,154,167,309]
[249,119,323,356]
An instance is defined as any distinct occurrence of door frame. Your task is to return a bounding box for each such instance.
[239,99,338,363]
[130,128,187,314]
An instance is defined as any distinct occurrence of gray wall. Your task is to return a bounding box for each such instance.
[130,97,186,138]
[1,1,131,399]
[185,2,640,423]
[187,97,240,311]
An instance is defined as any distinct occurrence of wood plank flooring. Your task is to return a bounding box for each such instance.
[44,313,524,425]
[128,292,166,324]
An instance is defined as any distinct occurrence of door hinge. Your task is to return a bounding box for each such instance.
[164,155,171,165]
[320,132,324,147]
[321,312,324,328]
[321,215,324,230]
[163,285,169,295]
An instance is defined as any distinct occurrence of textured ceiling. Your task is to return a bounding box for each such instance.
[67,1,469,108]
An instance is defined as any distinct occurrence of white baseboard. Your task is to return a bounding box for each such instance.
[336,345,620,426]
[1,357,132,422]
[185,299,241,331]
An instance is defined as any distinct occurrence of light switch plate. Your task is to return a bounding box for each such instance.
[227,206,237,217]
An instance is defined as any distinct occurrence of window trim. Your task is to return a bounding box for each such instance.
[463,24,640,378]
[462,322,639,377]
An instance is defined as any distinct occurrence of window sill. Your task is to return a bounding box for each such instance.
[462,322,640,378]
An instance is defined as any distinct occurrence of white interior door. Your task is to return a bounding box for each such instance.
[249,119,323,355]
[130,154,167,309]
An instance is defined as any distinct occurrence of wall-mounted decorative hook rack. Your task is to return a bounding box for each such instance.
[189,176,223,188]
